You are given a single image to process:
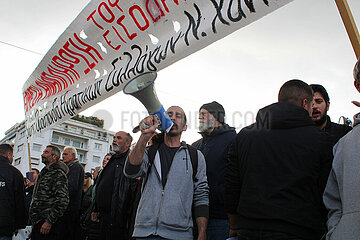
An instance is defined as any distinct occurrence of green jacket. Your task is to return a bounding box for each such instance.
[30,161,69,225]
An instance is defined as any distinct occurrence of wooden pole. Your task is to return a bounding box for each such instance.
[335,0,360,59]
[27,140,32,171]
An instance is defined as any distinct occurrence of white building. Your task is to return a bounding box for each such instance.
[1,117,115,175]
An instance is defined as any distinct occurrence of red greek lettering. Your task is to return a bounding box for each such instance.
[68,33,103,74]
[98,2,115,23]
[129,5,150,31]
[116,15,137,40]
[146,0,165,22]
[103,30,122,50]
[108,0,123,12]
[87,10,104,30]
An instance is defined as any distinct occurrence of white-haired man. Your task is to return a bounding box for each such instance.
[323,58,360,240]
[62,146,84,239]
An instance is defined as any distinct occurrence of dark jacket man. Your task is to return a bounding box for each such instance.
[225,80,333,240]
[323,115,352,144]
[30,145,69,240]
[310,84,352,145]
[192,101,236,239]
[0,144,27,238]
[65,159,84,213]
[92,131,137,240]
[61,146,84,239]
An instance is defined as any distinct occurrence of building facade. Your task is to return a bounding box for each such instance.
[0,118,115,175]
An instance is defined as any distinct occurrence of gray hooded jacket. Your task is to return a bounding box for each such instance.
[124,144,209,240]
[323,113,360,239]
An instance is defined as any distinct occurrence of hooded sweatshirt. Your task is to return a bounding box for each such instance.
[124,144,209,240]
[30,161,69,225]
[225,102,333,240]
[323,113,360,240]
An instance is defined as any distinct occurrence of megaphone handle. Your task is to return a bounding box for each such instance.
[132,122,151,133]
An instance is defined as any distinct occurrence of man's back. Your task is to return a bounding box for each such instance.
[225,102,332,240]
[0,155,27,237]
[324,115,360,239]
[66,160,84,212]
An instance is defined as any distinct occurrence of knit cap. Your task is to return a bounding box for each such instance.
[200,101,225,123]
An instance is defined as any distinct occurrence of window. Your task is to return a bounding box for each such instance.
[78,154,86,163]
[87,131,96,138]
[64,138,70,146]
[73,140,81,148]
[14,157,21,166]
[92,156,100,163]
[32,143,42,152]
[19,131,25,139]
[31,158,40,165]
[16,144,24,153]
[52,134,59,143]
[94,143,102,150]
[69,126,77,133]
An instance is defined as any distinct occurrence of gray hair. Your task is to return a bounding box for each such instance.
[46,145,61,161]
[64,146,78,159]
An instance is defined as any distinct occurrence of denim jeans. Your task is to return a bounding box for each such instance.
[136,236,169,240]
[207,218,229,240]
[0,236,12,240]
[237,229,304,240]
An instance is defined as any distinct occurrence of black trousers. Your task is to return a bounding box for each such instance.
[60,211,81,240]
[99,212,128,240]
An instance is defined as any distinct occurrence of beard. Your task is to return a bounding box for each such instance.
[112,143,125,153]
[167,123,182,137]
[199,119,215,133]
[313,113,327,127]
[42,156,51,165]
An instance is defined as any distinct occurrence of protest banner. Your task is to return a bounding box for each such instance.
[23,0,294,138]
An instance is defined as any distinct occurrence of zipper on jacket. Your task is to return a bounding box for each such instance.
[155,188,165,234]
[155,145,187,234]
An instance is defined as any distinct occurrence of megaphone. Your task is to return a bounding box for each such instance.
[123,71,173,133]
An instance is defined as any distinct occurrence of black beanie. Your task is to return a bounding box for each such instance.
[200,101,225,123]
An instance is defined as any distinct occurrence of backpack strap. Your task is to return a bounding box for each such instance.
[186,144,199,183]
[143,142,160,188]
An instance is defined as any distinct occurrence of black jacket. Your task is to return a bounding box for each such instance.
[225,102,333,240]
[192,124,236,219]
[94,151,137,229]
[323,115,352,146]
[0,155,27,237]
[65,160,84,213]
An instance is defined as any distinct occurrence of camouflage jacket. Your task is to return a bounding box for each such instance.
[29,161,69,225]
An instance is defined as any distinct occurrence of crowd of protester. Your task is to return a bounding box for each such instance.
[1,58,360,240]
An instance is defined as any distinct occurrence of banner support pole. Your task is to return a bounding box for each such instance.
[335,0,360,59]
[27,140,32,171]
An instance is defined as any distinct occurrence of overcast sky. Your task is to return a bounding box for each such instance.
[1,0,359,144]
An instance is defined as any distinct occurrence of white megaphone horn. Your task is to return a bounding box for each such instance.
[123,72,173,133]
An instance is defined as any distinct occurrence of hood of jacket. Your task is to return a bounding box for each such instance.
[49,160,69,174]
[354,112,360,127]
[200,123,236,138]
[0,155,10,164]
[255,102,314,130]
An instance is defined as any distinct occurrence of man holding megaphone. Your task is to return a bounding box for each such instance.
[124,106,209,240]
